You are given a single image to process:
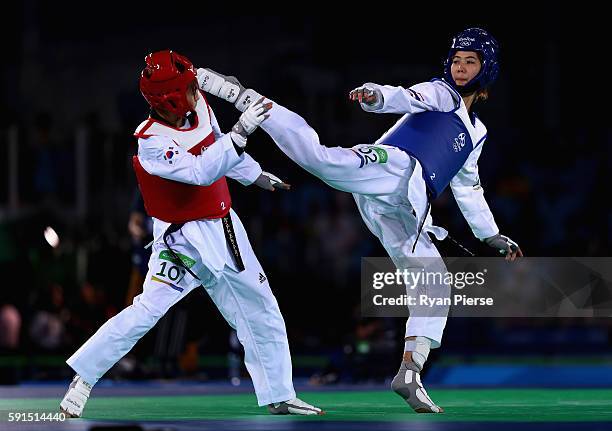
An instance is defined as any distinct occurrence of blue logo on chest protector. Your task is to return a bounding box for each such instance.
[380,110,473,199]
[453,133,466,152]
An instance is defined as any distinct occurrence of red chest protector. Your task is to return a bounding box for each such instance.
[132,92,231,223]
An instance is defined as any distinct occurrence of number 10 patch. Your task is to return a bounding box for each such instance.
[150,250,196,292]
[352,145,389,168]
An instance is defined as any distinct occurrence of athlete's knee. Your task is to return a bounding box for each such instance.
[134,296,166,323]
[287,121,320,153]
[262,312,288,340]
[295,127,343,174]
[243,309,288,343]
[113,297,165,338]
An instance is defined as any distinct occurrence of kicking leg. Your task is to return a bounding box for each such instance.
[261,102,414,197]
[198,68,411,196]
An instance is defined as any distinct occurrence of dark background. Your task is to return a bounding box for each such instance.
[1,6,610,383]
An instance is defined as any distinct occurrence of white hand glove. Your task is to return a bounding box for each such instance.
[237,97,272,134]
[230,97,272,149]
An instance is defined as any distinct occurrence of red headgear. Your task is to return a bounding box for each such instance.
[139,50,197,117]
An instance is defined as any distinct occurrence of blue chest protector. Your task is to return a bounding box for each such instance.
[380,110,473,199]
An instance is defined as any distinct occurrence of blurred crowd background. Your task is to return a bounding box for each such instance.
[1,6,611,384]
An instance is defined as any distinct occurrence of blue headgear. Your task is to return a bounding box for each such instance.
[443,28,500,95]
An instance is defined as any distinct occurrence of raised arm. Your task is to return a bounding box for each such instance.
[208,107,263,185]
[137,133,244,186]
[138,99,271,186]
[349,81,457,115]
[209,105,290,191]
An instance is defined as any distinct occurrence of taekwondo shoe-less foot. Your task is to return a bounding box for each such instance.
[391,361,444,413]
[268,397,325,415]
[197,68,263,112]
[60,374,92,418]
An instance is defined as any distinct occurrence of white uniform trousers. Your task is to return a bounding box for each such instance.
[261,103,449,346]
[67,209,296,406]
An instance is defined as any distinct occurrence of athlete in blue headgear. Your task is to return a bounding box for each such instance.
[444,27,501,96]
[198,27,522,413]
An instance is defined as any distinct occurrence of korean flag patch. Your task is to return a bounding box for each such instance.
[163,146,180,165]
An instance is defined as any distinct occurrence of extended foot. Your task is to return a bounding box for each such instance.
[60,375,92,418]
[197,68,263,112]
[268,397,325,415]
[391,361,443,413]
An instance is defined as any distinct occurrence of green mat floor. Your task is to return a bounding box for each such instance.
[3,389,612,422]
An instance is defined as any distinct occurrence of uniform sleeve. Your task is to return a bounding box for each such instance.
[450,140,499,239]
[360,81,457,114]
[225,152,263,185]
[137,134,243,186]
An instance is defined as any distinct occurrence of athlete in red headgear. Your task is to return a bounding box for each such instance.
[60,50,323,418]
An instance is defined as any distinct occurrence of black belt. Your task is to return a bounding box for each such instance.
[221,214,245,271]
[412,199,431,253]
[163,214,245,281]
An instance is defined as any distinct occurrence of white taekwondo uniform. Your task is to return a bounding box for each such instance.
[260,78,499,347]
[67,92,297,406]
